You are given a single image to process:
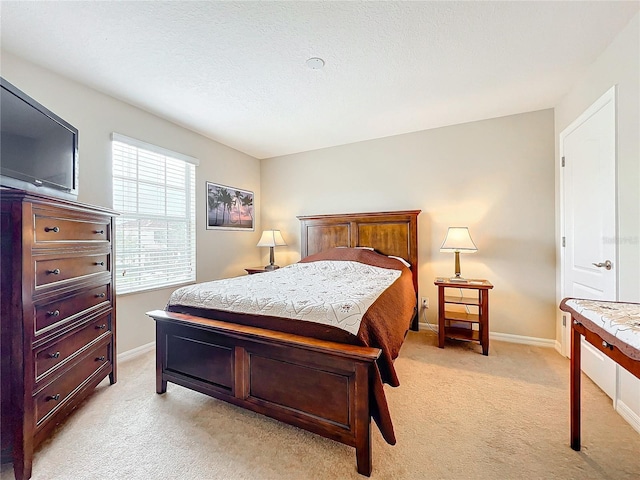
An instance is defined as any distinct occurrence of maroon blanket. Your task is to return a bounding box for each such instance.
[167,247,417,444]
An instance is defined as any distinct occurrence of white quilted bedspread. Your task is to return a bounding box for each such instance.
[167,260,401,335]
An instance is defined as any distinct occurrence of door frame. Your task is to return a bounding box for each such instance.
[558,85,618,358]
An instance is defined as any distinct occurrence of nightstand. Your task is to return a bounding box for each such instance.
[434,278,493,355]
[245,266,269,274]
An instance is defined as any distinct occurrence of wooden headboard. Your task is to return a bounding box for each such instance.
[297,210,421,302]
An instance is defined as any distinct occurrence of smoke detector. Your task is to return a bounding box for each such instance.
[306,57,325,70]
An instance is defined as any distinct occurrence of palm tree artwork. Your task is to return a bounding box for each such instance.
[206,182,254,230]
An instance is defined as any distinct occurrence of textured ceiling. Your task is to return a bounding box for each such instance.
[1,1,638,159]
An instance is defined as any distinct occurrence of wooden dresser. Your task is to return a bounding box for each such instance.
[0,189,117,480]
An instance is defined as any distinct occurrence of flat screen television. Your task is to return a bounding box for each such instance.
[1,77,78,199]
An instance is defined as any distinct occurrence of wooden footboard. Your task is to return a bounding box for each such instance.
[147,310,381,476]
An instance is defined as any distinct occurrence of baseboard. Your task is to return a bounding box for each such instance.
[417,323,555,348]
[490,332,555,348]
[554,340,563,355]
[616,399,640,434]
[117,341,155,363]
[418,321,439,333]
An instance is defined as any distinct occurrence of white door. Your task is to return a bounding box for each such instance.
[560,86,617,399]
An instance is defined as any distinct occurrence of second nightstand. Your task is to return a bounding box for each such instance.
[434,278,493,355]
[245,266,269,275]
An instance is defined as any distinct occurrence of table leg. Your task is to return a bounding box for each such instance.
[438,286,445,348]
[570,320,581,451]
[480,289,489,356]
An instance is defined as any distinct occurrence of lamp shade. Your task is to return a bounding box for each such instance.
[440,227,477,253]
[257,230,287,247]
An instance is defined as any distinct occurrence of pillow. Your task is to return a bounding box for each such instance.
[355,246,375,251]
[301,247,406,271]
[388,255,411,268]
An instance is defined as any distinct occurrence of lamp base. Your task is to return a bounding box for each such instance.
[264,264,280,271]
[450,252,467,282]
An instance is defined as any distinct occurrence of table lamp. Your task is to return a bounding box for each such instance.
[257,229,287,270]
[440,227,477,281]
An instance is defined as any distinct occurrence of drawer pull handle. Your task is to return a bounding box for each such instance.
[96,324,107,330]
[47,394,61,402]
[96,356,106,362]
[95,229,105,235]
[48,351,61,359]
[47,268,61,275]
[44,226,60,233]
[47,310,60,317]
[96,293,106,298]
[95,261,105,266]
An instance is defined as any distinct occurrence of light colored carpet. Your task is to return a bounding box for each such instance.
[2,331,639,479]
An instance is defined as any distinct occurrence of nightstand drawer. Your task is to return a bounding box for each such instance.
[35,314,112,381]
[35,253,109,288]
[35,284,110,335]
[34,342,111,425]
[34,214,110,244]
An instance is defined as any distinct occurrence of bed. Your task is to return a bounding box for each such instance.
[559,298,640,451]
[146,210,420,476]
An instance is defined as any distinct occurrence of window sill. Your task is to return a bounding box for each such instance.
[115,280,196,297]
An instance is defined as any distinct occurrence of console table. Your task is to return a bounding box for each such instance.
[559,298,640,451]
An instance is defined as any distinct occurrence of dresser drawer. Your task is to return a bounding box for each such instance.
[34,342,111,425]
[35,314,112,381]
[35,253,109,288]
[35,284,110,335]
[34,214,110,243]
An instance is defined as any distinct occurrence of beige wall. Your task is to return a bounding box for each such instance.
[261,109,557,340]
[555,12,639,304]
[1,52,263,353]
[3,7,633,351]
[554,13,640,420]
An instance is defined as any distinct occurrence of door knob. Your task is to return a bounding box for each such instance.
[592,260,612,270]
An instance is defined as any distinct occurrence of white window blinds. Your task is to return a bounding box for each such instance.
[112,133,197,294]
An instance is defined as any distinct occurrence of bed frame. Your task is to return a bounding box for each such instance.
[147,210,420,476]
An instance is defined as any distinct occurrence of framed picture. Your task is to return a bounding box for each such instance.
[206,182,255,230]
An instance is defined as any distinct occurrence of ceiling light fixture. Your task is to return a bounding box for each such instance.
[306,57,325,70]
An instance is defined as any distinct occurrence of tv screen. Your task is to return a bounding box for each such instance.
[1,77,78,198]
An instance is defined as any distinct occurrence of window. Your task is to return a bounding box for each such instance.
[112,133,198,294]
